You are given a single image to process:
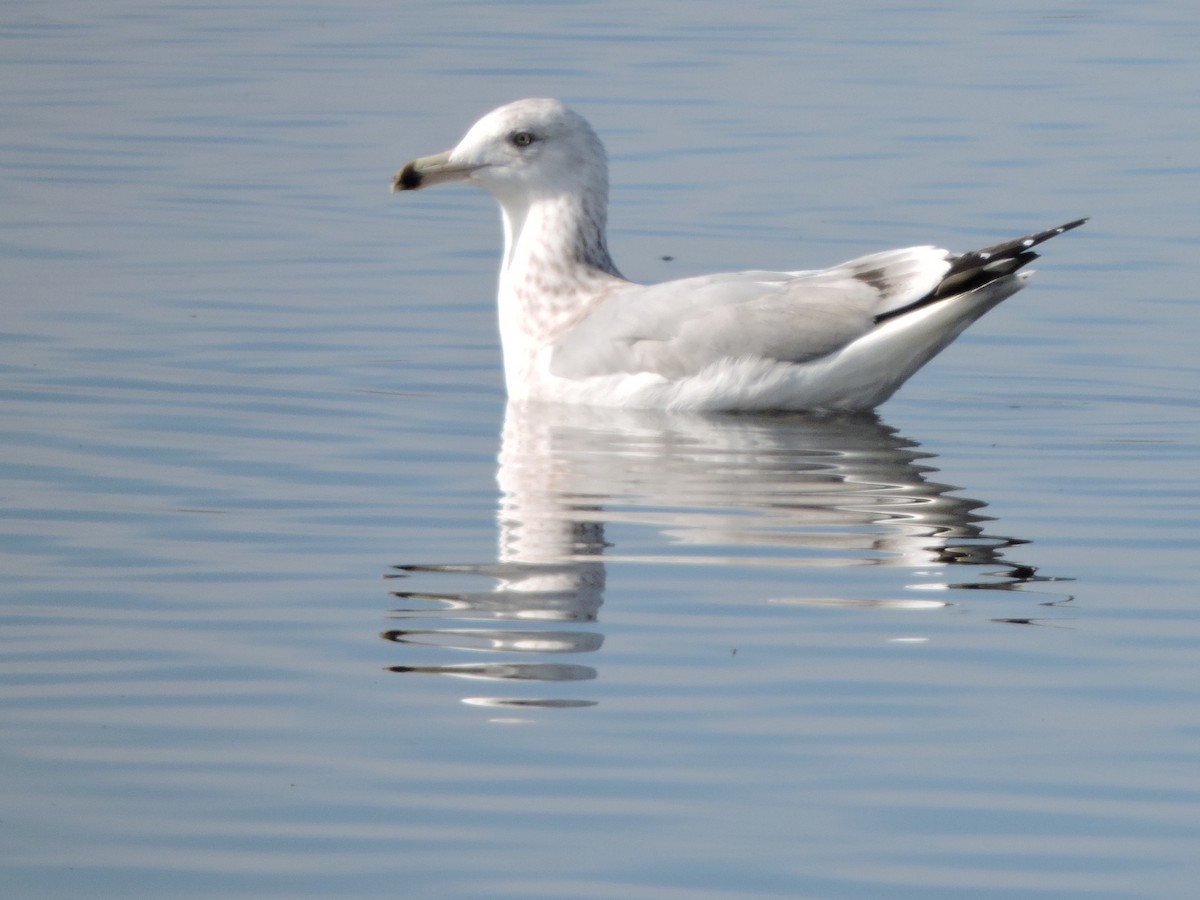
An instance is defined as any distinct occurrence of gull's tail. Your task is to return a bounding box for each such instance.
[875,218,1088,325]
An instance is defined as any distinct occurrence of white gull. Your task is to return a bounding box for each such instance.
[393,98,1085,412]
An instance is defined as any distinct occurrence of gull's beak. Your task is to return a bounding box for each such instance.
[392,150,478,192]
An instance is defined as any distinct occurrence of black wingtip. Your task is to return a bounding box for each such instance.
[1031,217,1089,245]
[939,217,1089,289]
[874,217,1087,323]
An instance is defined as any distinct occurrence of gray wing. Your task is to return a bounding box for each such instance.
[550,246,953,381]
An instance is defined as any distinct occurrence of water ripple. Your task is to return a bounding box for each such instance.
[386,404,1072,708]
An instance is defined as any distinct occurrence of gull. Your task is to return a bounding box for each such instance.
[393,98,1085,412]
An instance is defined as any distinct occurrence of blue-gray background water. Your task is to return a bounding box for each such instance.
[3,2,1198,898]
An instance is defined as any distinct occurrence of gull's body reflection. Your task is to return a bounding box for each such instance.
[385,402,1063,708]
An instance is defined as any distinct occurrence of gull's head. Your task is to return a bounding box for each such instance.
[392,98,607,205]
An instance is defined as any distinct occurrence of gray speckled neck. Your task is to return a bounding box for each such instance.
[498,185,626,346]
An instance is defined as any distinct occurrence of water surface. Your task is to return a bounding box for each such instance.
[3,1,1199,898]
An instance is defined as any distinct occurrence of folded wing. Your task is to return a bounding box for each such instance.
[550,246,953,380]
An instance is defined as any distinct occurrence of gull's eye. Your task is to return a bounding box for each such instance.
[510,131,536,147]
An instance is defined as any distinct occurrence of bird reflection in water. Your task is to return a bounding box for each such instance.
[383,403,1069,709]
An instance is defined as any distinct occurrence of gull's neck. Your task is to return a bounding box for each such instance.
[494,184,627,390]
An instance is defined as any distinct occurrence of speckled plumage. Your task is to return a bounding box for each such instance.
[394,98,1085,411]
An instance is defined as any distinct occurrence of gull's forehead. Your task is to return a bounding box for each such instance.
[466,98,573,141]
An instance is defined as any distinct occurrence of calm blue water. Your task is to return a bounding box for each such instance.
[3,1,1199,898]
